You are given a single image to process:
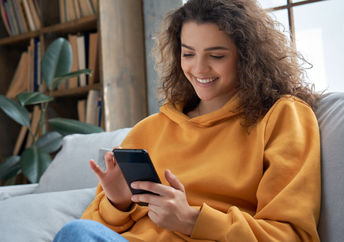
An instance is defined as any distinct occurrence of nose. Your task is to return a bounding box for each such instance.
[193,56,211,75]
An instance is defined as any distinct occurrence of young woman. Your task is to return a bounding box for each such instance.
[54,0,321,241]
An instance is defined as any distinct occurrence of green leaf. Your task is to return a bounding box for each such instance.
[16,92,54,106]
[41,37,72,90]
[0,156,21,180]
[48,118,104,136]
[0,95,30,127]
[52,69,93,89]
[20,146,52,183]
[36,131,63,153]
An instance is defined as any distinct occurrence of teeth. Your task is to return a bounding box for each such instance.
[196,78,216,83]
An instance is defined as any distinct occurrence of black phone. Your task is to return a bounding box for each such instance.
[112,148,161,197]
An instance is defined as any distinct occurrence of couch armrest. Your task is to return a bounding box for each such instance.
[0,184,38,199]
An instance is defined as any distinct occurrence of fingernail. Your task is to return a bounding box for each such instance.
[131,182,137,188]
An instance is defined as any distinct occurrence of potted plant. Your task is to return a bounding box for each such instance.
[0,37,104,184]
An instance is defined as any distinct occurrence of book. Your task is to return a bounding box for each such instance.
[58,0,65,23]
[76,34,86,86]
[84,32,89,84]
[32,0,40,18]
[25,105,41,148]
[77,99,86,122]
[85,0,94,15]
[5,0,19,35]
[96,96,102,127]
[90,0,97,13]
[78,0,93,17]
[27,0,40,29]
[0,0,12,35]
[68,34,79,88]
[14,0,29,33]
[22,0,35,31]
[88,0,95,14]
[36,38,42,92]
[27,38,34,91]
[85,89,99,125]
[65,0,76,21]
[11,0,26,34]
[6,51,28,98]
[33,37,40,92]
[13,112,32,155]
[73,0,81,19]
[13,125,28,155]
[88,32,98,85]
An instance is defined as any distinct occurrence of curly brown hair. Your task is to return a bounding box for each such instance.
[153,0,318,126]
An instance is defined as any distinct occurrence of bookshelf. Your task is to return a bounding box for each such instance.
[0,0,148,163]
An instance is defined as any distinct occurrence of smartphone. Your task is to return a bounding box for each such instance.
[112,148,161,197]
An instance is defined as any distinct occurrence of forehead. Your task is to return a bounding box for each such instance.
[180,21,234,49]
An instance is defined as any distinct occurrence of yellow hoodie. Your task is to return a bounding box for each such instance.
[82,95,321,242]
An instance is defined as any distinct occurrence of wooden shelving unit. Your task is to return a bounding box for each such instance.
[41,15,97,35]
[0,0,148,164]
[50,83,101,97]
[0,31,40,45]
[0,0,101,162]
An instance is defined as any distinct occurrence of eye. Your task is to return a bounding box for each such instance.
[210,55,224,59]
[182,53,194,58]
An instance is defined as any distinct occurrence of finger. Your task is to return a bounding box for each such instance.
[89,159,105,177]
[148,203,164,217]
[165,169,185,192]
[131,193,159,205]
[104,151,115,171]
[147,208,160,223]
[131,181,173,197]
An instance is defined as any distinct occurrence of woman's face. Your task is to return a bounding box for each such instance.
[180,21,239,107]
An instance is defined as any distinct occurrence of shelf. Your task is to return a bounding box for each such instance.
[50,83,101,98]
[0,31,40,46]
[41,15,97,35]
[0,15,97,46]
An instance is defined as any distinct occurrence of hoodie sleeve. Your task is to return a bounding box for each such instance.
[81,184,149,233]
[189,98,321,241]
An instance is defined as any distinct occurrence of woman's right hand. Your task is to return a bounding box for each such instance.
[89,150,132,211]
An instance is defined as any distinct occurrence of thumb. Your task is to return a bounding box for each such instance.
[89,159,104,180]
[165,169,185,192]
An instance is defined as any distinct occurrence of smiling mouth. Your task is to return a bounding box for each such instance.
[196,77,219,84]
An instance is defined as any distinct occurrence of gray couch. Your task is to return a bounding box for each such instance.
[0,93,343,242]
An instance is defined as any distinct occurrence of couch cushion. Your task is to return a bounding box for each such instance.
[34,128,131,193]
[315,92,344,241]
[0,187,96,242]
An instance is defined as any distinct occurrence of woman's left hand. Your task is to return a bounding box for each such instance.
[131,169,200,236]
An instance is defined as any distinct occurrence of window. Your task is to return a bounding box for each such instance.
[258,0,344,92]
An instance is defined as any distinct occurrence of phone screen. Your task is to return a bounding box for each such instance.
[113,149,161,196]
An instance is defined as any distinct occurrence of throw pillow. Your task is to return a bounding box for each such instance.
[34,128,131,193]
[0,187,96,242]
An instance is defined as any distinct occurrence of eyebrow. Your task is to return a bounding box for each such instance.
[181,43,229,51]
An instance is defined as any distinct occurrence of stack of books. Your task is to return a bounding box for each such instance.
[6,37,41,98]
[77,89,103,127]
[60,31,99,89]
[0,0,41,36]
[6,31,98,97]
[59,0,97,23]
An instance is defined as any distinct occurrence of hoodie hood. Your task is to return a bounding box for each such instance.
[160,94,241,128]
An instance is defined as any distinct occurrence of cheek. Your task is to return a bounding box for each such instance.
[180,60,187,73]
[221,61,238,78]
[181,63,191,81]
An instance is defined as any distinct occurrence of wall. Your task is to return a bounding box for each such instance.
[143,0,182,115]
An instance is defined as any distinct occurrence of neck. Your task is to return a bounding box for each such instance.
[198,92,237,116]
